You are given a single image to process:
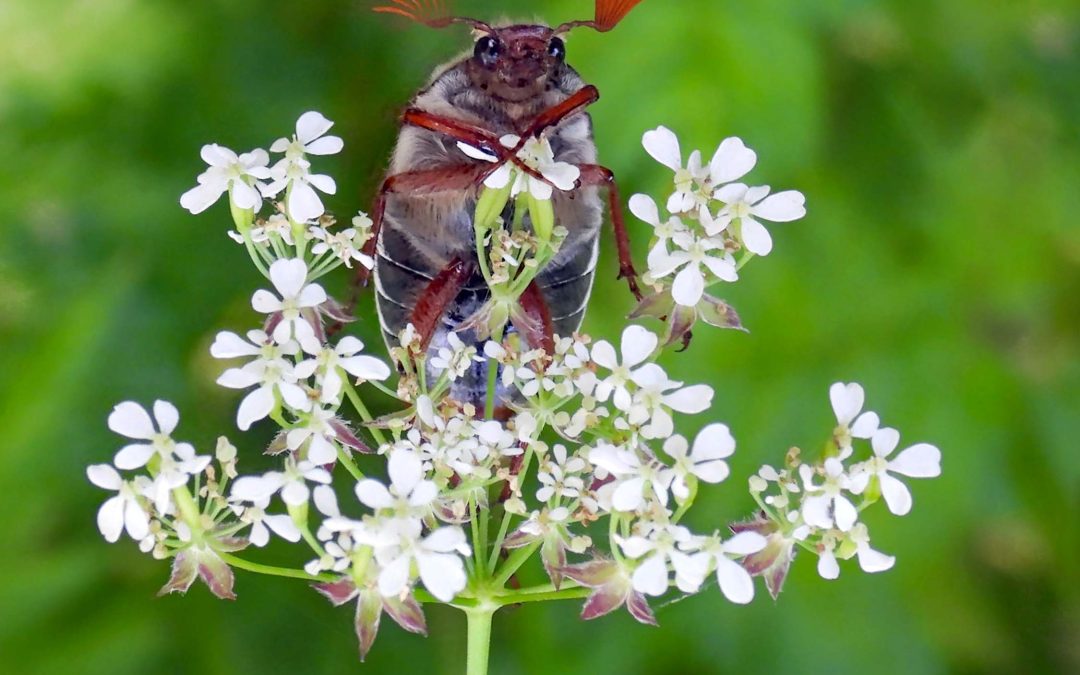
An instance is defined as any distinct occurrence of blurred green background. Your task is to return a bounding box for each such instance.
[1,0,1077,673]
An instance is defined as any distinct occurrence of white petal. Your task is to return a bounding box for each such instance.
[307,173,337,195]
[829,382,864,426]
[108,402,155,440]
[889,444,942,478]
[281,480,310,506]
[802,495,833,529]
[642,126,682,171]
[752,190,806,222]
[114,443,155,470]
[269,258,309,299]
[458,141,498,162]
[355,480,394,510]
[663,385,714,414]
[591,340,618,370]
[201,143,238,167]
[702,254,738,282]
[872,427,900,458]
[295,111,334,145]
[851,411,880,439]
[124,499,150,540]
[230,180,262,210]
[378,555,412,598]
[834,496,859,531]
[616,535,654,559]
[857,545,895,573]
[306,136,343,156]
[237,386,275,431]
[340,355,392,381]
[671,264,705,307]
[612,477,645,512]
[620,325,658,367]
[818,550,840,580]
[423,527,468,554]
[740,216,773,256]
[251,289,282,314]
[388,451,423,496]
[211,331,260,359]
[97,496,125,543]
[714,182,748,204]
[180,182,226,214]
[418,553,466,602]
[483,163,513,189]
[715,556,755,604]
[692,423,735,461]
[264,514,302,542]
[629,193,661,226]
[543,162,580,191]
[288,181,325,222]
[216,367,261,390]
[725,532,767,555]
[631,554,669,597]
[297,283,328,308]
[709,137,757,184]
[152,400,180,435]
[693,460,730,484]
[880,473,913,516]
[87,464,122,490]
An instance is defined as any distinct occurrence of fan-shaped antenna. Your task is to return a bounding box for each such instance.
[373,0,492,32]
[556,0,646,34]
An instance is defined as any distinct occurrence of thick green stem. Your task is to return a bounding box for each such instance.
[465,606,495,675]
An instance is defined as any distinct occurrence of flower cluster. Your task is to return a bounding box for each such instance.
[87,110,941,669]
[629,128,806,345]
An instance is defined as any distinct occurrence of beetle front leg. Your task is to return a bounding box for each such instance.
[577,163,643,300]
[517,281,556,355]
[408,257,476,353]
[518,85,600,141]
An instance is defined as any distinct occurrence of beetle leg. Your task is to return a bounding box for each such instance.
[518,85,600,141]
[517,281,556,355]
[402,108,508,159]
[576,164,643,300]
[408,257,476,353]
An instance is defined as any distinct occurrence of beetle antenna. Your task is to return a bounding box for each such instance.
[556,0,646,34]
[373,1,493,33]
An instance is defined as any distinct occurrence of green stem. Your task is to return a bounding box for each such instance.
[343,379,388,446]
[465,606,495,675]
[337,446,365,482]
[493,540,539,587]
[495,586,589,606]
[218,552,335,582]
[484,326,505,419]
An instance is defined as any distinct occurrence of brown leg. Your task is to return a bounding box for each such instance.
[408,257,476,353]
[518,85,600,141]
[402,108,507,159]
[517,281,556,355]
[577,164,643,300]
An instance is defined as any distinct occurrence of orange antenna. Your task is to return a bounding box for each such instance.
[373,0,492,32]
[556,0,646,34]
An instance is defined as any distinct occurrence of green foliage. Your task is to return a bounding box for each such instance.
[1,1,1076,673]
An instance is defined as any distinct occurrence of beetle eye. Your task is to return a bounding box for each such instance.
[548,37,566,61]
[474,36,501,68]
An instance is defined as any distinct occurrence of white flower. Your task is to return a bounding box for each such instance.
[662,423,735,501]
[212,330,311,431]
[591,325,658,410]
[251,258,327,354]
[374,519,470,602]
[713,183,806,255]
[238,503,302,547]
[299,336,392,404]
[286,407,341,465]
[829,382,880,459]
[701,532,767,604]
[616,524,708,596]
[849,523,895,573]
[649,233,737,307]
[627,364,714,440]
[108,400,190,471]
[536,444,588,503]
[265,112,342,223]
[231,458,332,507]
[800,458,858,532]
[458,134,580,201]
[270,111,344,159]
[628,193,691,273]
[430,332,482,381]
[308,225,374,270]
[642,128,757,218]
[180,144,271,214]
[850,428,941,516]
[86,464,151,543]
[355,451,437,517]
[588,444,673,513]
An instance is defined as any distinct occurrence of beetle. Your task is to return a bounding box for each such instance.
[361,0,646,402]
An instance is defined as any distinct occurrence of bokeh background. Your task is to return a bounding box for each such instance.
[1,0,1077,673]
